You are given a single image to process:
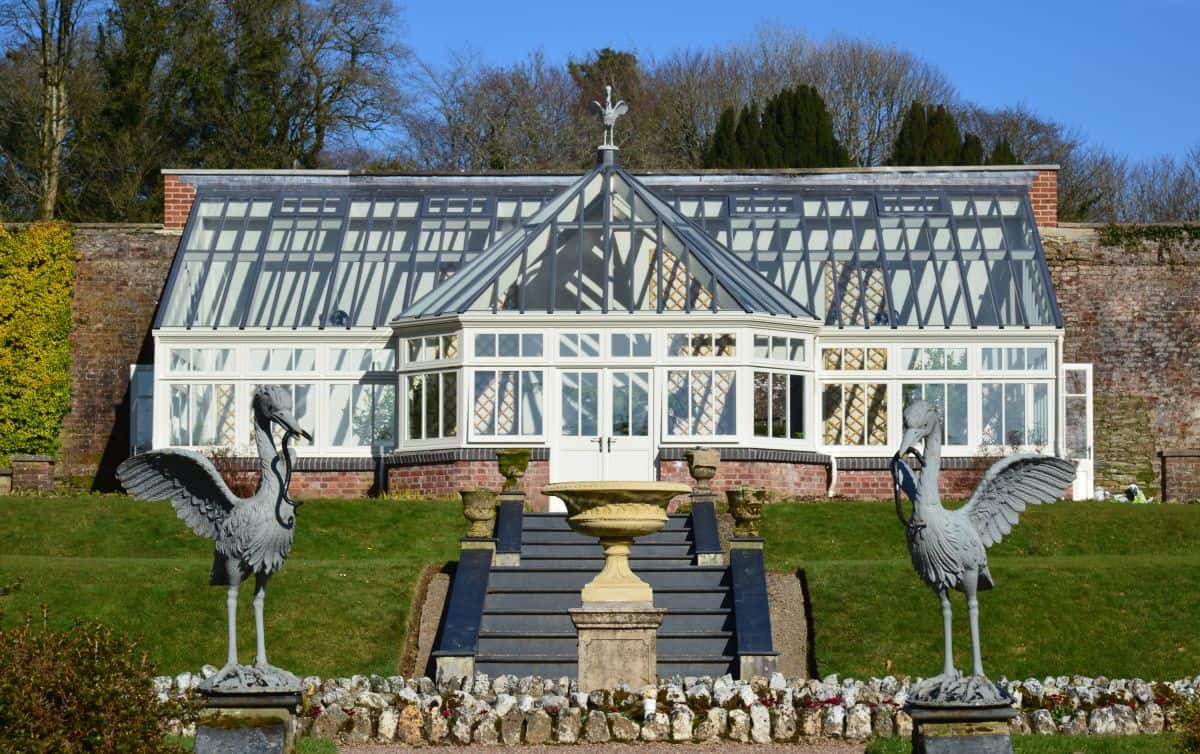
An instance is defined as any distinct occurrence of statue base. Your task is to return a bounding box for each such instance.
[570,604,665,692]
[909,703,1015,754]
[195,689,302,754]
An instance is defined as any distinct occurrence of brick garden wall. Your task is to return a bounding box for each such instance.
[388,460,550,510]
[1044,227,1200,497]
[1158,452,1200,503]
[62,225,180,487]
[658,458,828,500]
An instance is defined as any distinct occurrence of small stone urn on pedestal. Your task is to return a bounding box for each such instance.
[685,447,720,503]
[727,486,767,538]
[461,488,498,539]
[495,448,531,500]
[541,481,691,691]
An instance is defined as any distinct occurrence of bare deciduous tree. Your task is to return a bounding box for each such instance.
[808,36,956,166]
[0,0,90,219]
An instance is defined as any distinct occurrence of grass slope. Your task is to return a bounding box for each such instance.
[763,501,1200,680]
[0,496,462,677]
[866,734,1178,753]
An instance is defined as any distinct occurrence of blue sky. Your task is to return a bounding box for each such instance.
[404,0,1198,162]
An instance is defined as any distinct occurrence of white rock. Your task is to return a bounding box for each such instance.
[821,704,845,737]
[845,704,871,740]
[376,708,398,741]
[749,703,771,743]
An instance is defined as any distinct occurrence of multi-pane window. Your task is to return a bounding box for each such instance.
[610,333,652,358]
[168,348,233,372]
[822,383,888,446]
[754,372,805,439]
[249,348,316,372]
[559,333,601,358]
[329,383,397,447]
[902,383,968,445]
[822,346,888,371]
[474,333,543,358]
[982,346,1050,372]
[251,384,314,446]
[473,370,544,436]
[611,371,650,436]
[666,369,736,436]
[753,335,805,362]
[406,372,458,440]
[560,371,599,437]
[406,335,459,363]
[901,347,967,371]
[332,347,396,371]
[667,332,736,357]
[169,383,236,446]
[981,383,1049,447]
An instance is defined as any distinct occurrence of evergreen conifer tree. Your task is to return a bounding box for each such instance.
[987,137,1022,165]
[890,102,929,165]
[959,133,984,165]
[924,105,962,164]
[703,108,739,168]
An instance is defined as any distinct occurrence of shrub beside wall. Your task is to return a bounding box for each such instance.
[0,223,75,465]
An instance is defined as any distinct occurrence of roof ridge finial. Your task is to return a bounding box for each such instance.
[591,84,628,151]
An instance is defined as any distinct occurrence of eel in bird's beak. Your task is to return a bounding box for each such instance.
[272,409,313,442]
[895,427,925,468]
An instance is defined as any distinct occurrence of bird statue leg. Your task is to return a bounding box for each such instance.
[937,587,955,677]
[963,566,985,677]
[253,572,269,666]
[206,562,247,688]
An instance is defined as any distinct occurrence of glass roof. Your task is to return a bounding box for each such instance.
[401,163,812,319]
[157,187,557,329]
[658,187,1061,328]
[157,170,1062,330]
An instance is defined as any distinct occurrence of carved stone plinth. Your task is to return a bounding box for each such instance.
[195,691,301,754]
[909,703,1016,754]
[570,606,665,692]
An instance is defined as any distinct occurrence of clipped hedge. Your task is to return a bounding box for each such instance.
[0,223,75,463]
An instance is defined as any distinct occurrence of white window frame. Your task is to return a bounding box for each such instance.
[661,366,739,442]
[403,370,460,444]
[466,367,547,442]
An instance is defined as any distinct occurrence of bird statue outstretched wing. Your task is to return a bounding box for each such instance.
[961,454,1076,548]
[117,449,240,540]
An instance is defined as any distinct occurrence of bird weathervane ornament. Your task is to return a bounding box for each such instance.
[592,84,628,149]
[117,385,312,693]
[891,399,1074,706]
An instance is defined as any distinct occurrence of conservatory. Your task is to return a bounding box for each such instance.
[148,146,1092,503]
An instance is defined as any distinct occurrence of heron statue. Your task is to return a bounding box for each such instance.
[592,84,628,148]
[117,385,312,691]
[891,399,1074,700]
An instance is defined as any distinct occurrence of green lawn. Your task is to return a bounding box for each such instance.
[763,501,1200,680]
[0,496,463,677]
[866,734,1178,754]
[2,495,1197,684]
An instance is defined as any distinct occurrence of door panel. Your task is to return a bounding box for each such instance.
[606,370,653,480]
[1064,363,1093,500]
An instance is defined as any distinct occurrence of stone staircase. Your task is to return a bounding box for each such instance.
[473,512,737,679]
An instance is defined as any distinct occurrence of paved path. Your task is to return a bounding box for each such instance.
[343,743,867,753]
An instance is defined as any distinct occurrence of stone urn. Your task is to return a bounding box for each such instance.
[727,486,767,537]
[685,447,720,494]
[542,481,691,603]
[494,448,532,492]
[460,488,498,538]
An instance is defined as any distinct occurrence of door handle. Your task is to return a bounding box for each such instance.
[606,437,614,452]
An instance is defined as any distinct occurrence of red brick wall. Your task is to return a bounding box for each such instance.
[1160,453,1200,502]
[163,175,196,230]
[1030,169,1058,228]
[658,458,828,501]
[63,227,180,486]
[11,456,55,491]
[833,467,987,500]
[388,460,550,510]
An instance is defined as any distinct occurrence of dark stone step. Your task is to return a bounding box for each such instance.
[523,513,690,531]
[521,543,692,558]
[517,556,695,569]
[482,590,732,612]
[488,568,728,590]
[521,528,692,545]
[480,609,734,635]
[477,633,735,657]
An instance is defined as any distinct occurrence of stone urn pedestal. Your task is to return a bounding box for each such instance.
[906,675,1017,754]
[542,481,691,691]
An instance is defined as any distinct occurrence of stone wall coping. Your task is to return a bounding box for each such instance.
[658,447,831,465]
[11,454,55,463]
[1159,449,1200,458]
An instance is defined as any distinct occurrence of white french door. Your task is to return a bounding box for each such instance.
[550,369,654,511]
[1063,363,1093,500]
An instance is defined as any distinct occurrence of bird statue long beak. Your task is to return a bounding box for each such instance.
[272,410,313,442]
[896,427,925,467]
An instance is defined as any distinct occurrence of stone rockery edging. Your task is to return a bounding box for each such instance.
[157,670,1198,744]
